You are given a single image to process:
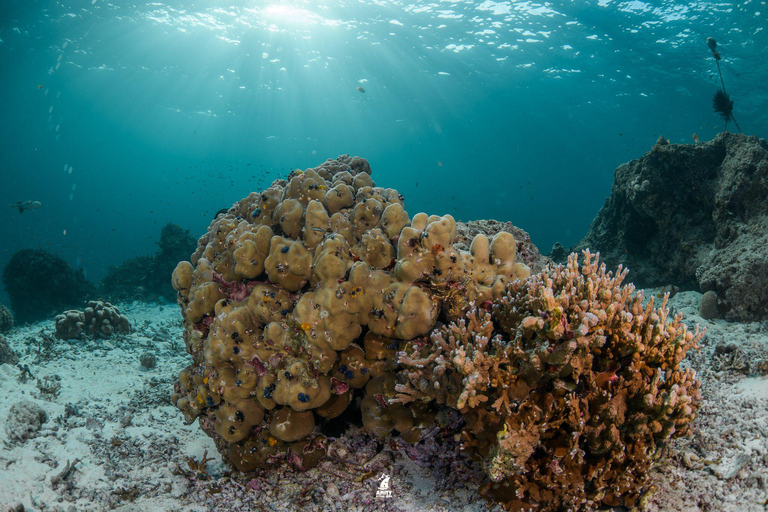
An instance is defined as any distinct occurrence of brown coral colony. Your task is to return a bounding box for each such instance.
[171,155,701,510]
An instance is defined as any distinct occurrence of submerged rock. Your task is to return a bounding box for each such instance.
[700,290,719,320]
[5,400,47,444]
[0,304,13,333]
[574,132,768,321]
[0,335,18,365]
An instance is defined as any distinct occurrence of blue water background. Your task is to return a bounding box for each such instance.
[1,0,766,307]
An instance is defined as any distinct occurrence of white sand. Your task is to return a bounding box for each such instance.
[1,290,766,511]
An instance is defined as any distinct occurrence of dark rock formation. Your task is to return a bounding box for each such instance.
[2,249,95,324]
[573,132,768,321]
[100,223,197,302]
[0,335,18,365]
[0,304,13,333]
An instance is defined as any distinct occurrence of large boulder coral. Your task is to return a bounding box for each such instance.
[2,249,94,324]
[171,155,531,472]
[572,132,768,321]
[396,250,701,510]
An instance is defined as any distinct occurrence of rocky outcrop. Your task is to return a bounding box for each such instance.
[573,132,768,321]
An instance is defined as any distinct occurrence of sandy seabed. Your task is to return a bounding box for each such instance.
[1,289,767,512]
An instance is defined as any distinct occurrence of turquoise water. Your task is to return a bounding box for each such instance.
[1,0,766,304]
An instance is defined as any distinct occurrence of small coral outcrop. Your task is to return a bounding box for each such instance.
[172,155,531,472]
[5,400,47,444]
[54,301,132,340]
[2,249,94,324]
[396,250,701,510]
[573,132,768,321]
[0,304,13,333]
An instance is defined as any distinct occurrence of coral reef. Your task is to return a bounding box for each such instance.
[0,334,18,365]
[100,223,197,302]
[2,249,94,324]
[172,155,702,511]
[572,132,768,321]
[172,155,531,474]
[5,400,47,444]
[54,301,132,340]
[396,251,702,510]
[0,304,13,333]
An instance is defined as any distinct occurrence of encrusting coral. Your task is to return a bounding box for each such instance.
[54,300,132,340]
[396,250,702,510]
[172,155,531,473]
[172,155,701,510]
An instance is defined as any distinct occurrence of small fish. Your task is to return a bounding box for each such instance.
[692,133,700,144]
[37,85,43,90]
[9,200,41,213]
[356,86,365,93]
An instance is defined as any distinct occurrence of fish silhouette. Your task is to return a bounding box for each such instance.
[9,200,41,213]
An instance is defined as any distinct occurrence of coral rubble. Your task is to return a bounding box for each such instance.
[54,300,132,340]
[573,132,768,321]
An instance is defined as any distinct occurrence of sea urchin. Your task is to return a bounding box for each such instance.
[712,89,741,132]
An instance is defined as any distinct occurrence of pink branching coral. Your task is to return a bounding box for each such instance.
[395,250,702,511]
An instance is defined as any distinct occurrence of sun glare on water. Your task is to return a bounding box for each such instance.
[261,4,336,27]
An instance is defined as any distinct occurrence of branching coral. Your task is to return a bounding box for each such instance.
[396,250,702,511]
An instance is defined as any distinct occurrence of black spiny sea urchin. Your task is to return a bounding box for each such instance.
[712,89,741,132]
